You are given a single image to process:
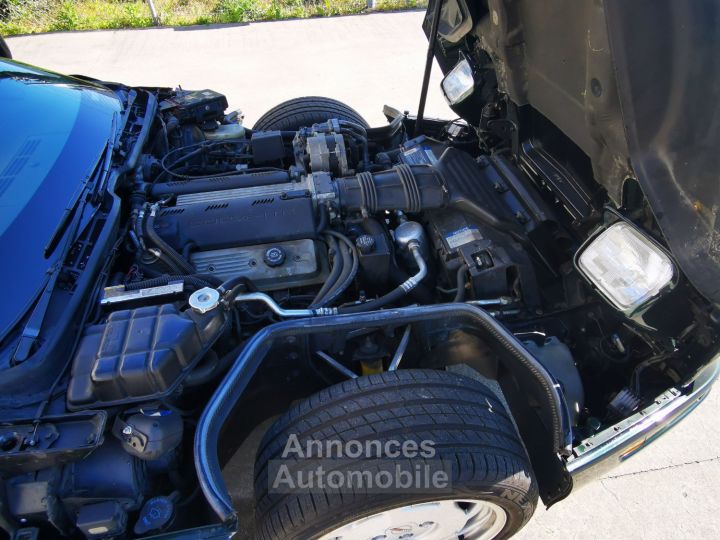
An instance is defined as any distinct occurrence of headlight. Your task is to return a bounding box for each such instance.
[576,221,675,313]
[441,57,475,105]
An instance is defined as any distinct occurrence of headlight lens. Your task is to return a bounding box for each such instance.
[577,222,675,311]
[441,58,475,105]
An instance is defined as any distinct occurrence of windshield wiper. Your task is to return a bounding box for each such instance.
[12,204,87,363]
[43,112,118,259]
[13,113,119,363]
[11,261,65,363]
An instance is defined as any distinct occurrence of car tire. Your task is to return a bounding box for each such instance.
[252,96,369,131]
[254,369,538,540]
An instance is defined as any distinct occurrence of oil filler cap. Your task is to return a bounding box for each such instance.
[263,246,286,267]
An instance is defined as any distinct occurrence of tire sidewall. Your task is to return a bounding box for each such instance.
[254,370,538,540]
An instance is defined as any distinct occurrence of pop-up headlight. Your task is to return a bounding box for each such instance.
[576,221,675,313]
[441,57,475,105]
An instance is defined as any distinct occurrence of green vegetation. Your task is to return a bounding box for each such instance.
[0,0,427,36]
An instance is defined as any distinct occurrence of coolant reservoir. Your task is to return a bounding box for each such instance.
[203,122,245,141]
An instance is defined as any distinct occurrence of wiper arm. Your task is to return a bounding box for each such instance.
[43,113,118,258]
[91,112,119,204]
[11,262,64,363]
[15,156,105,362]
[43,186,85,259]
[12,186,91,364]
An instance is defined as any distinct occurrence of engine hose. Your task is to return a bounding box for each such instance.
[310,235,342,307]
[315,205,328,235]
[160,146,205,180]
[356,171,378,213]
[218,275,258,303]
[453,264,469,303]
[321,236,352,302]
[142,251,187,276]
[339,243,427,314]
[144,205,197,275]
[339,120,367,136]
[318,230,359,307]
[134,207,147,251]
[124,274,220,292]
[184,341,246,387]
[388,263,433,304]
[184,350,220,387]
[182,241,197,261]
[394,164,422,213]
[335,165,446,214]
[362,217,432,304]
[340,128,369,170]
[315,248,348,306]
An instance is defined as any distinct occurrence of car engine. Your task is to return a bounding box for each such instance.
[2,86,715,539]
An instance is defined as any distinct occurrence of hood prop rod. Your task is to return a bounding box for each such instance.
[415,0,445,135]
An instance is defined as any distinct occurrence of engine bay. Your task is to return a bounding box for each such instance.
[2,85,717,538]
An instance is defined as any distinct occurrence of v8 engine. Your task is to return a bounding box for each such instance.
[4,83,712,540]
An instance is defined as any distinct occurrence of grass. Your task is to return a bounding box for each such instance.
[0,0,427,36]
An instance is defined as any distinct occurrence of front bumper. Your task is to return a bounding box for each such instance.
[566,355,719,485]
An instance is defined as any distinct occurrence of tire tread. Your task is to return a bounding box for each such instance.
[252,96,369,131]
[254,370,537,540]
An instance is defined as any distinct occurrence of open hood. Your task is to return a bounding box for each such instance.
[427,0,720,305]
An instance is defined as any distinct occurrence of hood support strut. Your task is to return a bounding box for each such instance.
[415,0,444,134]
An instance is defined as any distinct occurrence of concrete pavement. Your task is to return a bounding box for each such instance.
[8,12,720,539]
[6,11,453,126]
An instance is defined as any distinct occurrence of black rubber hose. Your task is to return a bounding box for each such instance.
[142,251,188,276]
[218,275,256,294]
[317,236,352,306]
[161,146,205,179]
[339,120,368,136]
[360,217,433,304]
[340,128,369,170]
[182,241,197,261]
[184,350,220,387]
[144,208,197,275]
[453,264,469,302]
[339,244,427,313]
[319,230,359,306]
[218,275,257,302]
[315,205,328,236]
[185,341,247,388]
[388,263,433,304]
[310,235,342,307]
[134,207,147,251]
[338,285,408,314]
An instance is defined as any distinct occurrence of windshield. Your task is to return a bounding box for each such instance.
[0,59,121,339]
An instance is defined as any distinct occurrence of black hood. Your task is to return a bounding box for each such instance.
[427,0,720,305]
